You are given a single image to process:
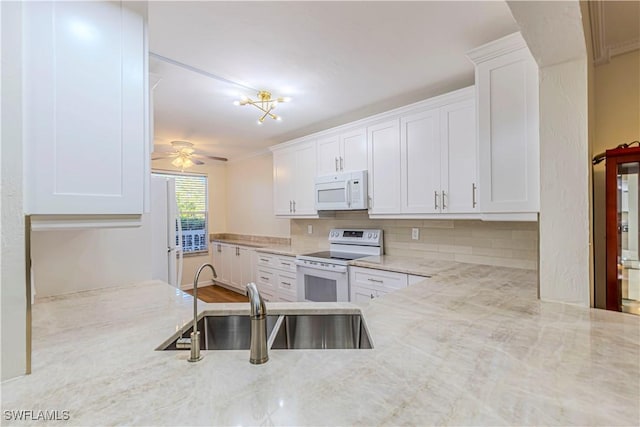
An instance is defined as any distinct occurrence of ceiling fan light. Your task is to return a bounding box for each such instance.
[233,100,241,106]
[171,157,184,168]
[275,115,282,121]
[281,97,292,103]
[182,158,194,169]
[257,119,263,125]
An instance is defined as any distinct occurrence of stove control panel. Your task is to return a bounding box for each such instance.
[328,229,383,246]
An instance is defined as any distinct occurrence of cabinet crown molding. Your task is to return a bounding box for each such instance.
[466,32,528,64]
[270,86,475,152]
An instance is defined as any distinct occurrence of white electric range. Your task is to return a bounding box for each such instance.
[296,229,383,302]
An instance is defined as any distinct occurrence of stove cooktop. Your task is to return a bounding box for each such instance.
[299,251,371,262]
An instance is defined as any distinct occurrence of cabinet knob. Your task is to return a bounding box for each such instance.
[370,293,374,299]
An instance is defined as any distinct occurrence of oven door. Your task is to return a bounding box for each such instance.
[296,262,349,302]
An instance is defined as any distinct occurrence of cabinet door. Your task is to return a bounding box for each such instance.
[23,1,146,214]
[211,243,223,280]
[476,49,539,213]
[368,120,401,214]
[441,99,477,213]
[401,109,441,214]
[292,141,318,215]
[273,149,295,215]
[219,244,233,284]
[317,135,341,175]
[351,285,379,303]
[230,246,242,289]
[341,128,367,172]
[235,247,254,291]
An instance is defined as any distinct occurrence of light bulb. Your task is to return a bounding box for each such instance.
[257,119,263,125]
[233,100,240,106]
[282,97,292,102]
[275,115,282,121]
[182,158,194,169]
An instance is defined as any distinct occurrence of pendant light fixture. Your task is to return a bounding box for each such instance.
[234,91,291,124]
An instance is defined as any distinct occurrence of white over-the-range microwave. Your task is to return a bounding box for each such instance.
[315,170,368,211]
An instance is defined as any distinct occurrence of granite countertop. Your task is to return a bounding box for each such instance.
[350,255,475,277]
[2,268,639,426]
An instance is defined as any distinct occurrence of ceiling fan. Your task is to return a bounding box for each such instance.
[151,141,227,169]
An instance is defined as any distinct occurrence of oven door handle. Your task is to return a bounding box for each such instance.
[296,261,348,273]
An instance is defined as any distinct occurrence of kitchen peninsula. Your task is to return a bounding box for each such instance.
[2,262,638,426]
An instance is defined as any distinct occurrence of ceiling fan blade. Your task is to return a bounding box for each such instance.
[192,153,228,162]
[151,152,179,160]
[191,158,205,165]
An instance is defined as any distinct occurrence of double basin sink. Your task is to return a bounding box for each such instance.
[159,313,372,351]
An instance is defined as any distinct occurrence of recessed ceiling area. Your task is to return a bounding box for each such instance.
[149,1,518,160]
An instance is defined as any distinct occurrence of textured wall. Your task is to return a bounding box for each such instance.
[292,212,538,270]
[538,58,590,306]
[1,0,27,380]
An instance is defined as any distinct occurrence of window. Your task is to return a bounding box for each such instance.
[153,172,208,254]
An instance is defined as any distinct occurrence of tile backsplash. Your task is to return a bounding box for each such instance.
[291,212,538,270]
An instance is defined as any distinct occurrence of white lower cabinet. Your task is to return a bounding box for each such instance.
[211,242,255,294]
[350,267,430,301]
[254,253,298,301]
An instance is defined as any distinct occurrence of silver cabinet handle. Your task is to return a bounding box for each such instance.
[281,262,291,266]
[260,258,269,262]
[260,276,269,281]
[442,190,447,210]
[289,200,292,212]
[281,282,292,286]
[434,191,439,210]
[340,156,344,171]
[367,278,383,283]
[335,157,338,171]
[293,200,296,212]
[472,183,477,208]
[370,293,375,299]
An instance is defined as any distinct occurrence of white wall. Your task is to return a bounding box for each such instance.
[225,152,289,237]
[151,158,227,287]
[538,58,591,306]
[30,219,153,297]
[1,0,28,380]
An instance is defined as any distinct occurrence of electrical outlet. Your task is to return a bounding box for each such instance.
[411,228,419,240]
[307,225,313,234]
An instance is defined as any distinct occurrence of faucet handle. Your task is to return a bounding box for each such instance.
[246,282,266,319]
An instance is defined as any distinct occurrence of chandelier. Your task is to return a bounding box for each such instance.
[234,91,291,124]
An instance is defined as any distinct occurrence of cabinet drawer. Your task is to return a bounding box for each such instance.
[276,256,296,272]
[351,267,408,291]
[256,253,276,268]
[278,292,297,302]
[256,268,277,293]
[277,272,297,294]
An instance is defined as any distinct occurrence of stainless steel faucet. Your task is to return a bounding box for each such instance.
[246,282,268,364]
[187,263,217,362]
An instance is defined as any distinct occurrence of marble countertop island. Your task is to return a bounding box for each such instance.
[2,265,639,426]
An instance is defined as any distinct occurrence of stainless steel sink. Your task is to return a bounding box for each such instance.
[271,314,372,350]
[161,315,280,351]
[159,313,372,351]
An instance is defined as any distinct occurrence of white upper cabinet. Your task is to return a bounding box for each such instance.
[273,140,318,217]
[316,128,367,175]
[467,32,540,215]
[401,109,441,214]
[440,98,477,213]
[367,120,402,214]
[23,1,148,215]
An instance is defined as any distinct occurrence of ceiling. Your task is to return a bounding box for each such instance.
[148,1,518,161]
[589,1,640,65]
